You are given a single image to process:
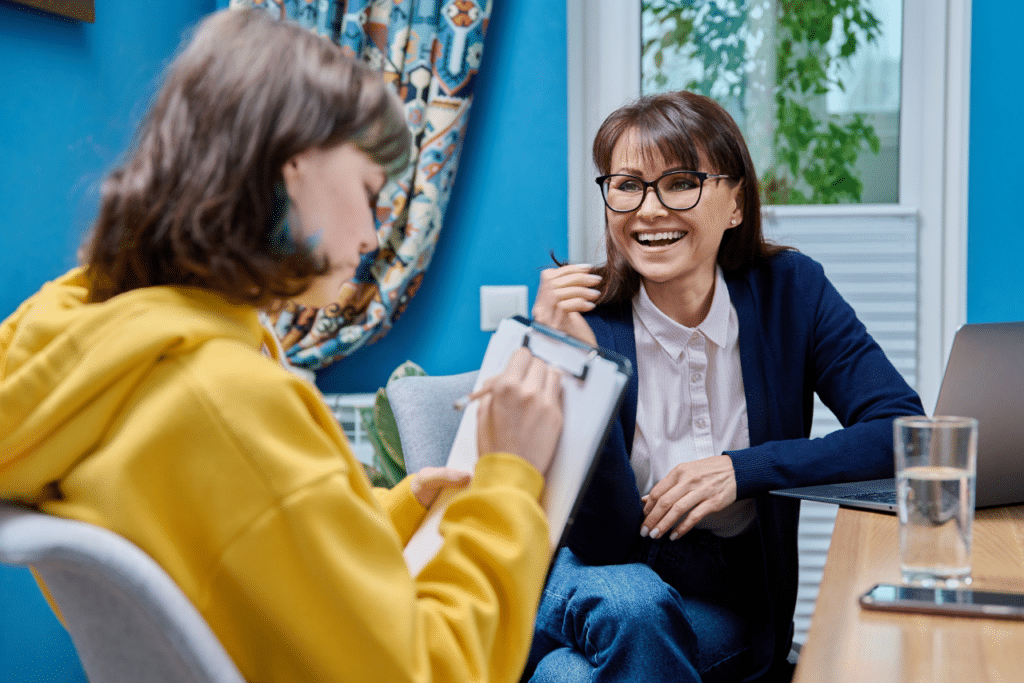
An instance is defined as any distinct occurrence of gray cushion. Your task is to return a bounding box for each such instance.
[387,371,478,474]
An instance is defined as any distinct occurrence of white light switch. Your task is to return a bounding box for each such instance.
[480,285,529,331]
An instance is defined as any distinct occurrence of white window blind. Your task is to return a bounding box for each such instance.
[763,204,919,643]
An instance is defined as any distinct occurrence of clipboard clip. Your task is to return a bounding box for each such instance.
[521,326,600,381]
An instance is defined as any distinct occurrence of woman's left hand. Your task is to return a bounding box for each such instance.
[410,467,472,508]
[641,455,738,540]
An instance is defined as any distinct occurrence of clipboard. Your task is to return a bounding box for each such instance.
[403,316,632,577]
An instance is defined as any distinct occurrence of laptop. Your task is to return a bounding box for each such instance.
[771,322,1024,513]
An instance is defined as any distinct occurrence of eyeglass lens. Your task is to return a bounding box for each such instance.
[602,172,703,212]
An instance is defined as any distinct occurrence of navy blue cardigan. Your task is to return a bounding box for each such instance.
[567,251,924,671]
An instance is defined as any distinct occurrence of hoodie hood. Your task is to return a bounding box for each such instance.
[0,268,268,502]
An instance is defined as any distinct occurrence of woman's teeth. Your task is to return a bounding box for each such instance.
[634,231,685,246]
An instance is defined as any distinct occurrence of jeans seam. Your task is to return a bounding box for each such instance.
[698,644,749,677]
[543,588,570,601]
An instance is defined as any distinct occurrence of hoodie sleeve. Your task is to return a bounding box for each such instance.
[85,339,551,683]
[209,452,548,683]
[373,477,429,546]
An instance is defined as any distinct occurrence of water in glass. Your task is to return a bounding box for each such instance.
[898,464,974,587]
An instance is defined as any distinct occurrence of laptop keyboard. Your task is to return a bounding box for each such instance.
[846,490,896,504]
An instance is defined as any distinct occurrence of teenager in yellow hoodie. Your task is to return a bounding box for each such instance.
[0,9,565,683]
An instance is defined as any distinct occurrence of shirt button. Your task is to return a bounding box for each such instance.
[691,372,703,383]
[695,418,707,429]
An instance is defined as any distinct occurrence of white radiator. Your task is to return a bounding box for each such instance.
[321,392,377,466]
[765,205,919,644]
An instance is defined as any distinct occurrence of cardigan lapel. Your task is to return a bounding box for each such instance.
[603,300,639,452]
[725,272,770,448]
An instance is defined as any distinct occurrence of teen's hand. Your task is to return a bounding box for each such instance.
[640,455,738,540]
[532,265,601,347]
[476,347,564,477]
[410,467,472,508]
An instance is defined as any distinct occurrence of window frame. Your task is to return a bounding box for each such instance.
[566,0,971,405]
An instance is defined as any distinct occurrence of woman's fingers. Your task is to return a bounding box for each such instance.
[475,391,496,456]
[546,274,602,293]
[640,456,738,540]
[671,500,718,539]
[525,360,565,474]
[544,286,601,304]
[519,349,548,394]
[488,347,533,396]
[542,354,563,403]
[504,346,535,382]
[410,467,472,507]
[476,348,564,476]
[544,263,600,280]
[537,268,602,300]
[642,483,696,538]
[533,267,600,346]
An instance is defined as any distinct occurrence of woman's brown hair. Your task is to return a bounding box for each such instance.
[82,9,411,306]
[590,90,789,305]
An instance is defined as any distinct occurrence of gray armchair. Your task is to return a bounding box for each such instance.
[386,370,479,474]
[0,502,244,683]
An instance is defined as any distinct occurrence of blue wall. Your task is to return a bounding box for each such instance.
[0,1,215,679]
[966,2,1024,323]
[0,0,215,319]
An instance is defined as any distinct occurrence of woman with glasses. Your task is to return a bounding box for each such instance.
[526,91,923,682]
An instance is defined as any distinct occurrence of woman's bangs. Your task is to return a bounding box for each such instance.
[636,112,703,172]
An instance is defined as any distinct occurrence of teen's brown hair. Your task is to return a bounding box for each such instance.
[82,9,411,306]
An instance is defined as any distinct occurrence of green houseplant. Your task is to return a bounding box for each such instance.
[360,360,426,488]
[642,0,883,204]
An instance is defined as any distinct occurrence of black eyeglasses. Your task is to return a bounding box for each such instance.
[595,171,735,212]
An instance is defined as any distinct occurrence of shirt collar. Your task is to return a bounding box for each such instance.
[633,267,731,359]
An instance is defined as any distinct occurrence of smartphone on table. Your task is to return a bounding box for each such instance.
[860,583,1024,620]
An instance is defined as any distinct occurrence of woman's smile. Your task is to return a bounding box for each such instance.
[632,230,689,248]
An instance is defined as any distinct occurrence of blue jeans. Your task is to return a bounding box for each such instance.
[523,529,766,683]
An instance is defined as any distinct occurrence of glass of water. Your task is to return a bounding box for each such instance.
[894,415,978,587]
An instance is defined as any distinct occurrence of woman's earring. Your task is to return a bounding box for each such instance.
[730,219,737,225]
[270,181,295,254]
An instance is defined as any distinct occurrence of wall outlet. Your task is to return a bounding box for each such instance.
[480,285,529,331]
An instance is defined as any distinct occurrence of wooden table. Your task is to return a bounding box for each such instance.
[793,505,1024,683]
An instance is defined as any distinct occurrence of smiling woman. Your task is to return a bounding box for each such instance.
[526,90,924,683]
[10,0,94,22]
[600,126,744,328]
[582,90,787,312]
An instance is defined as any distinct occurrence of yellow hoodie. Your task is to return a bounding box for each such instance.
[0,269,551,683]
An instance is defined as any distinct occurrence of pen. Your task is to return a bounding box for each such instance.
[453,386,491,411]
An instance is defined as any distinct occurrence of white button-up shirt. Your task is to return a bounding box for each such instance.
[631,267,756,537]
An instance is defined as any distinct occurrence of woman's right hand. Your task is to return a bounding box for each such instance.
[476,347,564,477]
[532,265,601,347]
